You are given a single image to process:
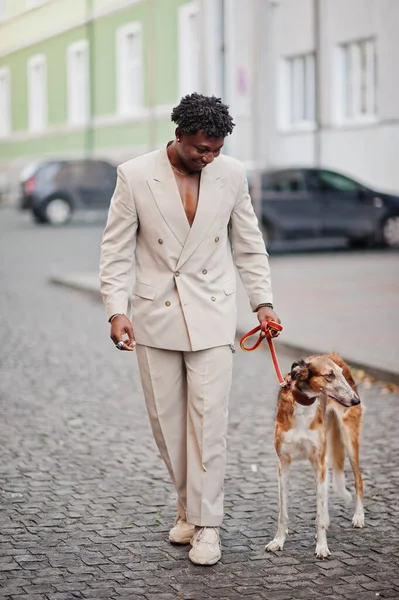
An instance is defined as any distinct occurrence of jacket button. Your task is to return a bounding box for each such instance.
[165,301,171,306]
[215,236,219,242]
[211,296,216,302]
[202,269,207,275]
[158,238,163,244]
[175,271,180,277]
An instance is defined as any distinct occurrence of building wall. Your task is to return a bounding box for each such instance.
[1,0,399,203]
[267,0,399,192]
[319,0,399,191]
[0,0,190,201]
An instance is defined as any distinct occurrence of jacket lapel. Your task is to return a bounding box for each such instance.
[147,147,190,247]
[176,163,225,270]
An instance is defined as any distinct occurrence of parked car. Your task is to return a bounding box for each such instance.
[253,168,399,248]
[19,159,117,225]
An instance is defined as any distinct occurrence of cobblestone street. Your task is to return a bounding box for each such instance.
[1,209,399,600]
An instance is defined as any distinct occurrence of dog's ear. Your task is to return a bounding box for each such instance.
[291,360,310,381]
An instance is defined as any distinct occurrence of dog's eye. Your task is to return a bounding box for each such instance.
[325,371,335,381]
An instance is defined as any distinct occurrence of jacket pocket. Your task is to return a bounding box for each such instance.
[221,279,236,296]
[133,281,157,300]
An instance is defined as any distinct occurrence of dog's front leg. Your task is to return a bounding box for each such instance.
[266,458,290,552]
[311,454,330,558]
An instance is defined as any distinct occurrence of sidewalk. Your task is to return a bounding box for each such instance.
[50,249,399,384]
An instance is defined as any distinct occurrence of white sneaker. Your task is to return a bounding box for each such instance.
[189,527,221,565]
[168,516,195,544]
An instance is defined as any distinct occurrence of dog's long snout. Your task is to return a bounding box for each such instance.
[351,395,361,406]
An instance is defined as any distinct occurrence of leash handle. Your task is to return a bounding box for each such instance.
[239,320,286,386]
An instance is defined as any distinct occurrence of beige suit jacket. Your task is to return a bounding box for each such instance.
[99,146,273,351]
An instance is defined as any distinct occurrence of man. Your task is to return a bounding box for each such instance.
[100,93,280,566]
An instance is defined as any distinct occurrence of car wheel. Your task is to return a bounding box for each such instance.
[381,215,399,248]
[45,197,72,225]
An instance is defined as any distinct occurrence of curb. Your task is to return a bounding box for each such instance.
[49,275,103,302]
[49,275,399,387]
[243,336,399,389]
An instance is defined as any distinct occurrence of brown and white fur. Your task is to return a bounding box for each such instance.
[266,353,364,558]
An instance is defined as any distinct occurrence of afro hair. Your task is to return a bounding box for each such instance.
[171,93,235,138]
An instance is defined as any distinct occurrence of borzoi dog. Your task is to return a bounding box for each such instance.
[266,353,364,558]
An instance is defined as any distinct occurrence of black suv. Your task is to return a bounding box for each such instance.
[256,168,399,248]
[19,159,117,225]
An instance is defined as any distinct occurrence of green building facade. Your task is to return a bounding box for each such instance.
[0,0,203,201]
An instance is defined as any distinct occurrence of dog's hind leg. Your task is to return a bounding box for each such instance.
[327,410,352,504]
[266,458,290,552]
[343,408,364,527]
[310,451,330,558]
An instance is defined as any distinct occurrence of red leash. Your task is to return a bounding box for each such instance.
[240,320,286,386]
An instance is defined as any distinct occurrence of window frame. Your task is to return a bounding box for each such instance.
[178,0,200,98]
[336,38,377,125]
[27,53,47,133]
[116,21,144,117]
[0,66,11,139]
[279,52,316,131]
[67,39,90,126]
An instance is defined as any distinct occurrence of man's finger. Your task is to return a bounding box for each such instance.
[118,340,135,352]
[124,324,136,347]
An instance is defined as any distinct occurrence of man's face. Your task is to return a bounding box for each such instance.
[177,130,224,172]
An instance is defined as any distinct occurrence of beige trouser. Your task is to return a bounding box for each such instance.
[135,344,233,527]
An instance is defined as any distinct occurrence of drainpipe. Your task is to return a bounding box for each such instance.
[313,0,321,167]
[147,0,157,151]
[250,0,262,222]
[85,0,94,159]
[199,0,206,93]
[220,0,226,101]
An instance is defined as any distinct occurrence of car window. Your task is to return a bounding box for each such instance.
[56,162,87,186]
[36,162,62,184]
[265,171,306,192]
[314,170,360,193]
[94,162,117,185]
[59,161,117,187]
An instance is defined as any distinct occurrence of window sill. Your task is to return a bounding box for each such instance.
[278,121,317,134]
[334,115,378,129]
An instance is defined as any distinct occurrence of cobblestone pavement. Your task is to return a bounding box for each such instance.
[1,209,399,600]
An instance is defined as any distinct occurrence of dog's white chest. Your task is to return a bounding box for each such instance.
[281,404,320,460]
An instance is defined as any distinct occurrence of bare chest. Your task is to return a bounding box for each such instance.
[280,404,324,460]
[174,174,200,227]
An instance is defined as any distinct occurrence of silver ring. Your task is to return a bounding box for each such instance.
[116,341,125,350]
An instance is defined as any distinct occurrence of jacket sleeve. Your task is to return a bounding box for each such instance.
[229,167,274,311]
[99,166,138,321]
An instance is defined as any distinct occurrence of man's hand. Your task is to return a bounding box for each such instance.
[110,315,136,351]
[257,306,281,337]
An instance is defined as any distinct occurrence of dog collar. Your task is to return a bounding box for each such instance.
[292,388,317,406]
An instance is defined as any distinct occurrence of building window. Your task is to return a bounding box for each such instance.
[116,22,143,116]
[178,1,200,98]
[67,40,90,126]
[281,53,315,128]
[27,54,47,132]
[0,67,10,138]
[339,38,377,121]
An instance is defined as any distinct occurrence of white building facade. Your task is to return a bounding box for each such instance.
[217,0,399,193]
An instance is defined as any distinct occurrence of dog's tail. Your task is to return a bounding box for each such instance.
[327,410,352,504]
